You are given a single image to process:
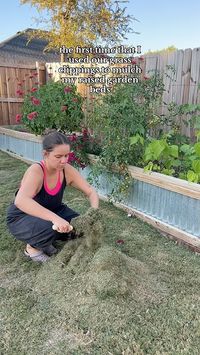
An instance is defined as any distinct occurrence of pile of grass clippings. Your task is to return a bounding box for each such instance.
[1,150,200,355]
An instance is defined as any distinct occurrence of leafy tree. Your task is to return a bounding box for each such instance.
[145,46,177,55]
[20,0,137,52]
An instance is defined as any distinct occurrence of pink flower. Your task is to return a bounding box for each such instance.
[30,87,38,92]
[27,111,38,120]
[61,105,68,112]
[144,76,149,80]
[64,86,72,93]
[15,114,22,123]
[72,97,78,102]
[131,59,137,64]
[31,97,41,106]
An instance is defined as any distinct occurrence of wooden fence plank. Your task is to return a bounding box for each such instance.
[1,49,200,133]
[0,62,46,125]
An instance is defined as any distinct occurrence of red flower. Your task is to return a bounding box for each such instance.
[16,89,24,96]
[64,86,72,93]
[30,87,38,92]
[15,114,22,123]
[27,111,38,120]
[31,97,41,106]
[144,76,149,80]
[131,59,137,65]
[75,157,81,164]
[61,105,68,112]
[116,239,125,245]
[82,128,88,136]
[69,134,77,142]
[67,151,76,163]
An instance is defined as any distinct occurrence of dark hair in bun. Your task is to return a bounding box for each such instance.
[42,129,71,152]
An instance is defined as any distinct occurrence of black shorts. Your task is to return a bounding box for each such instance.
[6,203,79,248]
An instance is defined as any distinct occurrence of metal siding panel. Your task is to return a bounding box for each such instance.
[1,133,200,238]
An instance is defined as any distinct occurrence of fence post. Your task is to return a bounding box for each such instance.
[36,61,46,86]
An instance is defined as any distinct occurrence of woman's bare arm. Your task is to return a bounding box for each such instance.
[65,164,99,209]
[14,165,58,222]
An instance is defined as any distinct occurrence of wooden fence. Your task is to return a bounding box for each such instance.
[143,48,200,137]
[0,62,46,125]
[1,48,200,137]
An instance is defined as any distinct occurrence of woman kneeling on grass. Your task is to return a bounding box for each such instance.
[6,130,99,263]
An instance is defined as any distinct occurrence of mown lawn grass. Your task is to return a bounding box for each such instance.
[0,150,200,355]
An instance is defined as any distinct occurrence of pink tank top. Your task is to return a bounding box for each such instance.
[40,160,62,196]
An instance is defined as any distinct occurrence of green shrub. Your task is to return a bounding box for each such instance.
[19,81,84,135]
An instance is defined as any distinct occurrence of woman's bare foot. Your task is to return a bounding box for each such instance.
[26,244,41,255]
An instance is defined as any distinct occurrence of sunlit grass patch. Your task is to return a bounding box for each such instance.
[0,150,200,354]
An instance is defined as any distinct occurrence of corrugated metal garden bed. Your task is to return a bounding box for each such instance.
[1,126,200,252]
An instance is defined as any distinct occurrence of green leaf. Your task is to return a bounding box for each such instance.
[195,130,200,142]
[130,134,144,146]
[129,134,140,145]
[180,144,191,154]
[187,170,198,183]
[144,162,153,172]
[193,116,200,129]
[150,140,166,160]
[179,172,186,180]
[139,135,144,145]
[169,145,178,158]
[192,160,200,173]
[173,159,181,167]
[194,142,200,157]
[161,168,174,176]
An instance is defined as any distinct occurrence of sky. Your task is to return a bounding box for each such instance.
[0,0,199,54]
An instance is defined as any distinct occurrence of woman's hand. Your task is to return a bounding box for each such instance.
[52,216,73,233]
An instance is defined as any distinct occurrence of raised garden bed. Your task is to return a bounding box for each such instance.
[1,126,200,252]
